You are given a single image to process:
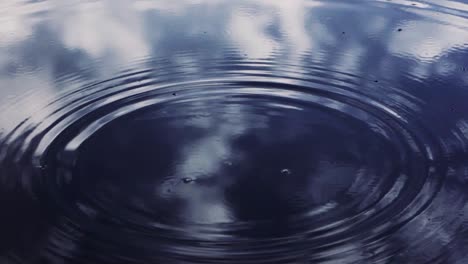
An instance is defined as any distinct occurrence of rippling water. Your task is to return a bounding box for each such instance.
[1,0,468,263]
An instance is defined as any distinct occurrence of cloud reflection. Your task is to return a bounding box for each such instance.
[1,0,468,263]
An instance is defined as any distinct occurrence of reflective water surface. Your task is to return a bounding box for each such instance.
[1,0,468,263]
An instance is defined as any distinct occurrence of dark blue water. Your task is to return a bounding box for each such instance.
[1,0,468,263]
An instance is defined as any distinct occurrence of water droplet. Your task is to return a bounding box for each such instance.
[182,177,195,184]
[281,168,292,175]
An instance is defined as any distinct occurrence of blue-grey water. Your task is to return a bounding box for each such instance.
[1,0,468,263]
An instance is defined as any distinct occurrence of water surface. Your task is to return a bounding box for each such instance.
[1,0,468,263]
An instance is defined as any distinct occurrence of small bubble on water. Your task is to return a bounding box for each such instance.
[182,177,195,184]
[281,168,292,175]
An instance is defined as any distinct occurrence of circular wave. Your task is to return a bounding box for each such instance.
[1,57,467,263]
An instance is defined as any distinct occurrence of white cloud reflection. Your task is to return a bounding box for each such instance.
[388,20,468,61]
[228,8,278,58]
[59,1,150,61]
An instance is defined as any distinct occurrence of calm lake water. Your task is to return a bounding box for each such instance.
[1,0,468,263]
